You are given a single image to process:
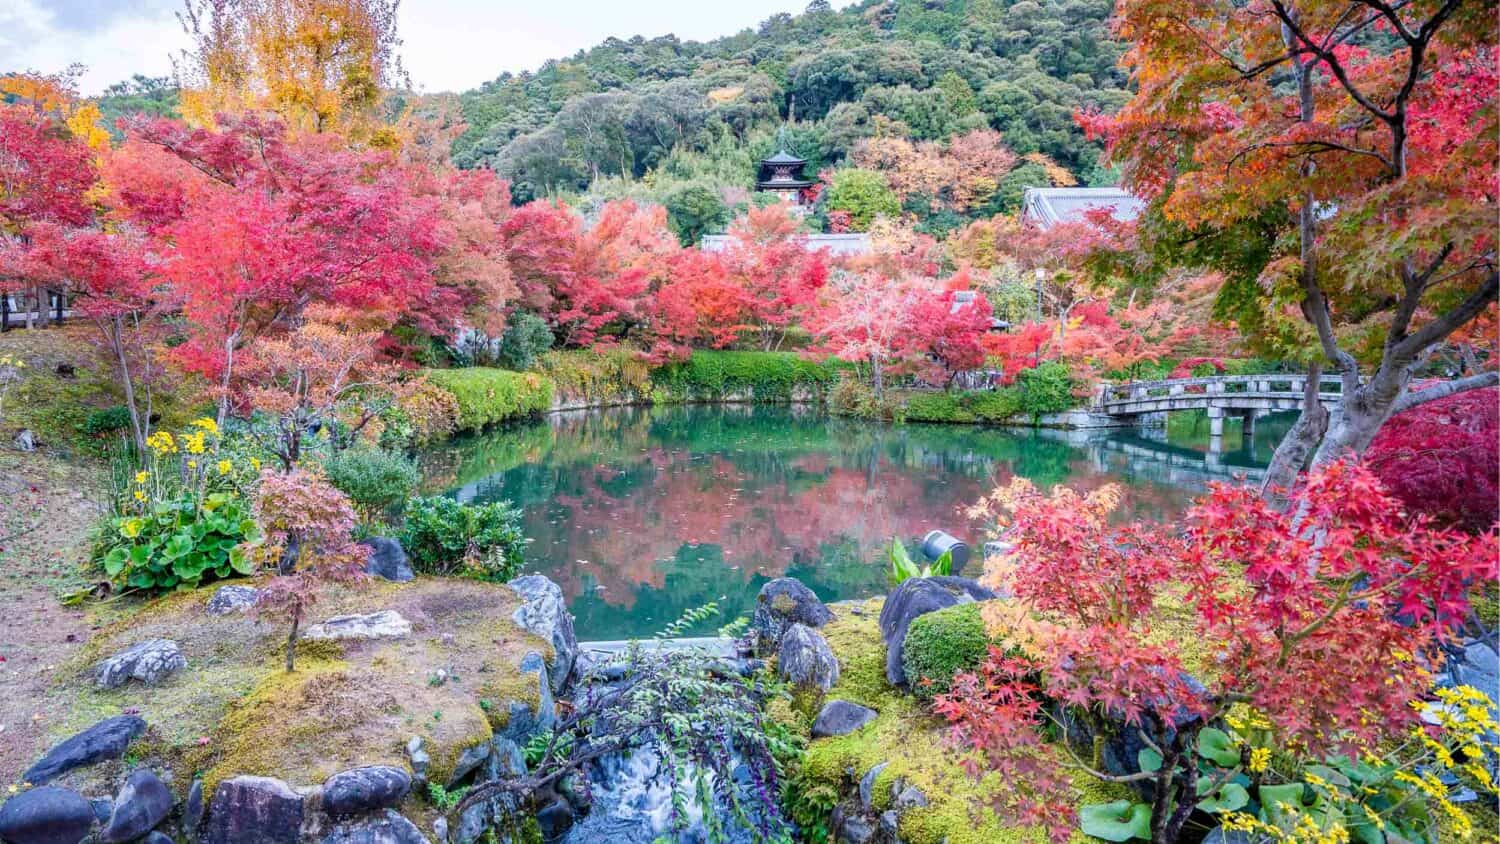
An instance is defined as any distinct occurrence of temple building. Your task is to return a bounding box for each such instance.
[755,149,815,208]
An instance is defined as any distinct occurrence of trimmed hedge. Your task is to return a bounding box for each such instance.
[652,350,842,402]
[423,368,554,432]
[901,602,991,702]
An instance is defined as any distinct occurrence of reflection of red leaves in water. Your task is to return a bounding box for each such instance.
[529,448,991,610]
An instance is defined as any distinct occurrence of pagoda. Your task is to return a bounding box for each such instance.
[756,148,814,207]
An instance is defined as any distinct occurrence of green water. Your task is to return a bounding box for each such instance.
[422,404,1291,640]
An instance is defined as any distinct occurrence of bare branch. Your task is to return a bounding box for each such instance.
[1392,268,1500,361]
[1391,371,1500,415]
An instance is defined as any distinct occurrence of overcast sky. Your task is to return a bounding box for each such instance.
[1,0,851,97]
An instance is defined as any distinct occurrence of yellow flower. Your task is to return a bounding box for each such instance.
[250,457,261,471]
[191,417,219,435]
[121,519,143,539]
[183,431,207,455]
[217,460,233,475]
[145,431,176,454]
[133,489,146,502]
[134,470,149,484]
[1248,747,1271,774]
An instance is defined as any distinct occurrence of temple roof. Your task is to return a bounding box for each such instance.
[762,150,806,165]
[1022,186,1145,230]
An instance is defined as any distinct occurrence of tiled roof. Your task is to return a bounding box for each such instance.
[1022,186,1145,229]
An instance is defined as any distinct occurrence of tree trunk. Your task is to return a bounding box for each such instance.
[108,315,148,456]
[285,604,301,672]
[870,356,884,399]
[1259,362,1329,504]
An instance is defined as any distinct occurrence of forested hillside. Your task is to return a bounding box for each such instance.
[454,0,1128,212]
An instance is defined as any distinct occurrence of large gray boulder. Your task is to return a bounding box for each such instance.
[95,639,186,689]
[100,768,173,843]
[322,810,427,844]
[203,776,305,844]
[811,700,877,738]
[878,577,994,686]
[777,623,839,692]
[22,715,147,785]
[0,787,94,844]
[495,651,557,744]
[321,766,411,817]
[508,575,577,694]
[751,578,831,655]
[205,584,259,615]
[358,537,414,583]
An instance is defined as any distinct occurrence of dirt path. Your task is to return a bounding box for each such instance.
[0,452,105,784]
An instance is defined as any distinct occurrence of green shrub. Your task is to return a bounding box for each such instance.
[652,350,838,402]
[424,368,554,432]
[323,446,420,518]
[901,602,990,702]
[537,349,653,405]
[826,377,905,421]
[970,388,1022,422]
[495,312,554,371]
[901,392,975,423]
[1017,361,1075,417]
[84,406,133,436]
[399,495,528,581]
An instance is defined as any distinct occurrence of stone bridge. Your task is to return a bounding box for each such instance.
[1092,374,1342,453]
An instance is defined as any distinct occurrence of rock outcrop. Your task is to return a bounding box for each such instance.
[751,578,831,655]
[95,639,186,689]
[777,623,839,692]
[878,576,994,686]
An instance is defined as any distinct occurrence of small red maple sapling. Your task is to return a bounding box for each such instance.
[248,468,368,671]
[940,462,1497,844]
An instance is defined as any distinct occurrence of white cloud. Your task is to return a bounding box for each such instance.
[0,0,186,94]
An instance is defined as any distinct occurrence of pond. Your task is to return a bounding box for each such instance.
[420,404,1291,640]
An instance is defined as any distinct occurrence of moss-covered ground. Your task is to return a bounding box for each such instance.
[772,598,1128,844]
[40,577,551,800]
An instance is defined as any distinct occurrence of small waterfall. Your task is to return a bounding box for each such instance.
[562,742,759,844]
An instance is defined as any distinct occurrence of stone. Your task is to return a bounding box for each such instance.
[837,813,876,844]
[508,575,577,694]
[751,578,832,655]
[1465,640,1499,676]
[22,715,147,785]
[95,639,187,689]
[359,537,414,583]
[13,429,36,452]
[878,576,995,686]
[406,737,430,787]
[812,700,878,738]
[101,768,174,843]
[535,795,574,842]
[0,786,94,844]
[183,778,206,839]
[486,738,526,781]
[203,775,305,844]
[142,833,174,844]
[206,584,259,615]
[89,798,113,825]
[432,817,449,844]
[322,766,411,816]
[776,623,839,692]
[446,742,492,790]
[892,783,928,811]
[859,762,888,813]
[303,610,411,641]
[322,810,428,844]
[455,791,522,844]
[879,810,899,837]
[495,651,556,744]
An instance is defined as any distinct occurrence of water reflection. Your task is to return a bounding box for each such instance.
[421,405,1289,640]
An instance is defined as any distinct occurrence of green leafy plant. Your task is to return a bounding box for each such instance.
[322,445,420,519]
[96,419,262,591]
[83,405,134,436]
[424,367,554,432]
[888,538,951,585]
[398,495,528,581]
[493,311,554,370]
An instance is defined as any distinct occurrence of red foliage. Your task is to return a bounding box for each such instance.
[938,463,1497,841]
[0,104,94,229]
[1366,386,1499,533]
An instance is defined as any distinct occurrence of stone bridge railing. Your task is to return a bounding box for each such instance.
[1093,374,1343,415]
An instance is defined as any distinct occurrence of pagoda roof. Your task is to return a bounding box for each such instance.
[762,150,806,164]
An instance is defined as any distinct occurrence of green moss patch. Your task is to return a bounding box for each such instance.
[785,598,1128,844]
[44,577,551,798]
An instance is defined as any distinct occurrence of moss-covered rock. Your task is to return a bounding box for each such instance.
[40,577,555,803]
[782,598,1128,844]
